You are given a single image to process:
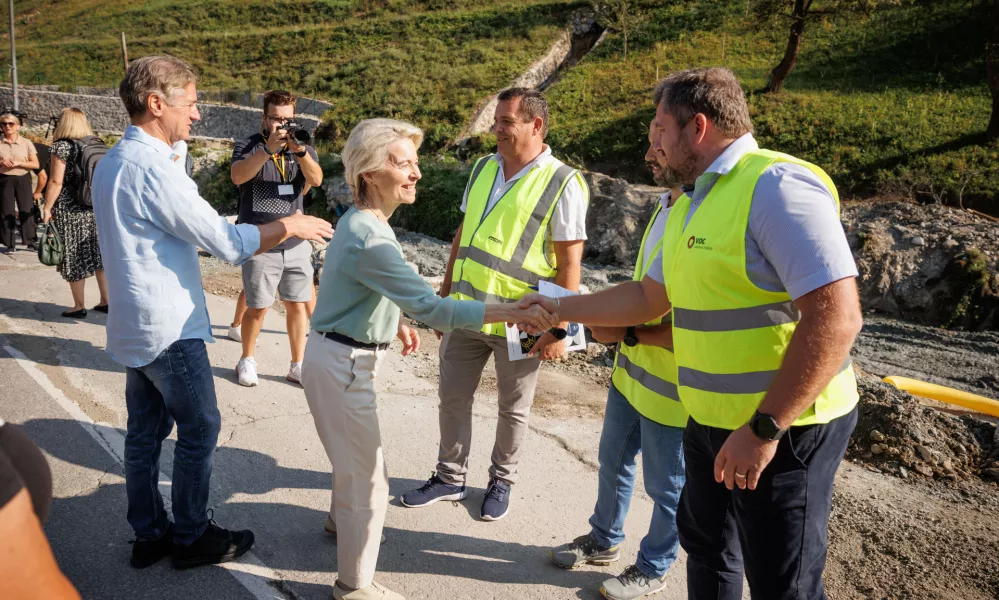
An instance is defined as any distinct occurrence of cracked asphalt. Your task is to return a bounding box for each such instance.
[0,251,748,600]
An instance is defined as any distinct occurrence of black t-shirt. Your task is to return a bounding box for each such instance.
[33,142,51,179]
[232,133,318,252]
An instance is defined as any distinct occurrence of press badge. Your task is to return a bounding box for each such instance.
[278,184,295,196]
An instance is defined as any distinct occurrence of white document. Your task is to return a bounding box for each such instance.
[505,281,587,361]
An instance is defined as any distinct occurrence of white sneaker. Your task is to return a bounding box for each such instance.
[236,357,258,387]
[227,325,242,343]
[286,362,302,384]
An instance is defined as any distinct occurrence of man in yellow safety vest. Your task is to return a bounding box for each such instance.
[402,88,589,522]
[520,67,862,599]
[548,127,691,600]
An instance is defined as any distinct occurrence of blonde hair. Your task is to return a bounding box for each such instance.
[119,55,197,118]
[342,118,424,205]
[52,108,94,140]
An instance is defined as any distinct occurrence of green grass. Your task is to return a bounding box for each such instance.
[12,0,997,214]
[544,0,998,211]
[8,0,577,150]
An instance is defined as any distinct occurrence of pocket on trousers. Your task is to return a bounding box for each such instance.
[345,351,379,396]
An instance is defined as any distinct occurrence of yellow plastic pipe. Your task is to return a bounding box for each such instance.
[883,376,999,418]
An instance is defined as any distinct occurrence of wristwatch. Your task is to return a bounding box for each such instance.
[294,150,308,158]
[749,411,786,441]
[550,327,568,341]
[622,326,639,347]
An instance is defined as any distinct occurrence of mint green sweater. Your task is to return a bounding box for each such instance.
[311,208,485,344]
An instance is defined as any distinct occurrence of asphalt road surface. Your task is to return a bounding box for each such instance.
[0,249,748,600]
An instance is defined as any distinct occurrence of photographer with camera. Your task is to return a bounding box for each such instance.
[230,90,323,386]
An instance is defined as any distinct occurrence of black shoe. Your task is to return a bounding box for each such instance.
[25,242,37,252]
[93,304,109,314]
[61,308,87,318]
[130,523,174,569]
[171,517,255,570]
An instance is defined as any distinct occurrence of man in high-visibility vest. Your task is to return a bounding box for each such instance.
[548,129,690,600]
[519,67,862,599]
[402,88,589,522]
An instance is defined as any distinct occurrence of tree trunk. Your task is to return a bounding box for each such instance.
[766,0,812,93]
[987,0,999,140]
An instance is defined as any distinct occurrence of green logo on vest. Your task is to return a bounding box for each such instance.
[687,236,708,249]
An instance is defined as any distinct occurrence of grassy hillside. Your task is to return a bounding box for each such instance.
[12,0,996,213]
[9,0,575,147]
[545,0,998,210]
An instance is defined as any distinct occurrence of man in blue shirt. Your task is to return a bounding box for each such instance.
[92,55,332,571]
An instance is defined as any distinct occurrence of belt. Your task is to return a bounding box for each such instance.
[321,330,389,351]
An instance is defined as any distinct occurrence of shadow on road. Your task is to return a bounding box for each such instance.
[24,418,610,598]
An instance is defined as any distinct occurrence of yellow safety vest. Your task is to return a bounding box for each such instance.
[662,149,859,430]
[610,200,689,427]
[450,154,587,336]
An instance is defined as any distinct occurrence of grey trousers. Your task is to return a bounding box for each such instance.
[436,328,541,486]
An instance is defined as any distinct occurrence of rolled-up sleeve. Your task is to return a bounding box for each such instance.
[140,163,260,264]
[356,234,485,332]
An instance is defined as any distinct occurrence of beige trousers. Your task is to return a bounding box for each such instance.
[301,333,387,590]
[436,328,541,486]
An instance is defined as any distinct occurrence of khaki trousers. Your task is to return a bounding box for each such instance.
[436,328,541,486]
[301,333,387,589]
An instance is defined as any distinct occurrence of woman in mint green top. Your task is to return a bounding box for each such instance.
[300,119,553,600]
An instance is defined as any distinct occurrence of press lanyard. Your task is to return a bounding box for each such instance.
[270,152,287,183]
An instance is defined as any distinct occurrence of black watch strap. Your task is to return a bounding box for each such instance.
[623,326,639,347]
[551,327,568,341]
[294,150,307,158]
[749,411,786,441]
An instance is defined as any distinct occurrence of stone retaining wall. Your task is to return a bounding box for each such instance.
[0,86,319,140]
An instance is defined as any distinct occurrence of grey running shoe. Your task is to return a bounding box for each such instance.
[550,533,621,569]
[332,580,404,600]
[600,565,667,600]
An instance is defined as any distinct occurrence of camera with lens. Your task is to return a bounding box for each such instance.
[283,121,311,145]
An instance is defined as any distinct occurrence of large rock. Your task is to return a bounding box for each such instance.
[582,171,668,268]
[843,201,999,330]
[324,176,352,212]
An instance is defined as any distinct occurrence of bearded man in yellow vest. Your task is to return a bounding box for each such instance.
[402,88,589,522]
[549,134,689,600]
[520,68,862,600]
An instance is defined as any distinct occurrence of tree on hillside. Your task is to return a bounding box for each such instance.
[590,0,646,61]
[987,0,999,140]
[758,0,903,93]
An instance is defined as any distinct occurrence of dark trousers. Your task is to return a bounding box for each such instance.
[124,339,221,546]
[0,173,35,248]
[677,407,858,600]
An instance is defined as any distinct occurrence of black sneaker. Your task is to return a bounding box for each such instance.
[171,515,254,570]
[480,477,510,521]
[129,523,174,569]
[400,473,469,508]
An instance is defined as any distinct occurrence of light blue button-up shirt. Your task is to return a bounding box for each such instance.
[92,126,261,368]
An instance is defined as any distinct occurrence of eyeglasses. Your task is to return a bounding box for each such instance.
[0,122,17,127]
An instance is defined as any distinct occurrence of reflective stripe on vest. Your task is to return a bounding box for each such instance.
[451,155,581,336]
[610,199,689,428]
[662,149,859,430]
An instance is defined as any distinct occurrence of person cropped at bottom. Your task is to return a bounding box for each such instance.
[0,420,80,599]
[92,55,332,571]
[302,118,556,600]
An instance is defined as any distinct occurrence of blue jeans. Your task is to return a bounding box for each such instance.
[124,339,220,545]
[589,384,685,579]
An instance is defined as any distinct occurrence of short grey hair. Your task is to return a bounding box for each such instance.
[653,68,753,138]
[342,118,424,205]
[119,55,198,118]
